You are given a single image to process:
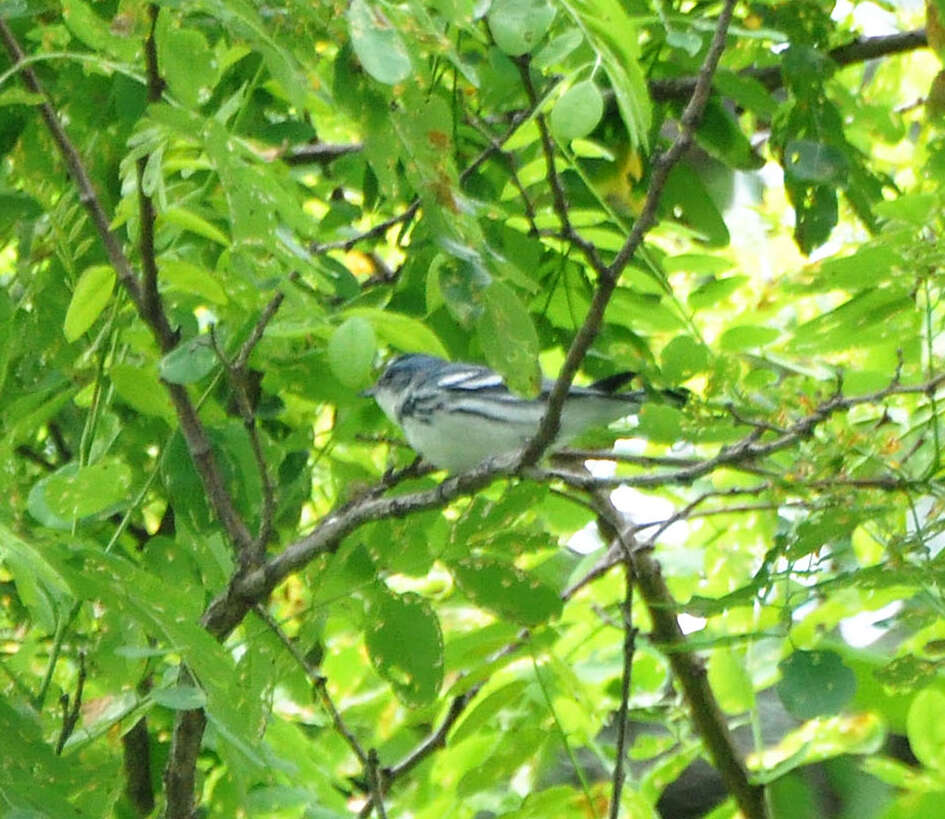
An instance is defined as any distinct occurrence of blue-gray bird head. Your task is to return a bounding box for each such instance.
[362,354,443,424]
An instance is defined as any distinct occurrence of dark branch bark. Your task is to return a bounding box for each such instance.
[649,28,928,102]
[593,493,769,819]
[163,706,206,819]
[284,141,363,165]
[608,560,636,818]
[122,716,155,816]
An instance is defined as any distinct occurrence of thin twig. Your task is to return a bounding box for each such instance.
[357,689,479,817]
[366,749,388,819]
[608,557,636,818]
[138,4,164,328]
[311,200,421,254]
[208,314,281,562]
[254,605,390,816]
[284,141,363,166]
[516,57,607,275]
[55,652,86,754]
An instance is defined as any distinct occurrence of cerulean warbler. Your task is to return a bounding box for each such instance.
[364,354,679,472]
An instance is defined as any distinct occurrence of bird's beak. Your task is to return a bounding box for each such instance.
[360,385,377,398]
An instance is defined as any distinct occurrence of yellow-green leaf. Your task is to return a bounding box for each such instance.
[64,264,115,342]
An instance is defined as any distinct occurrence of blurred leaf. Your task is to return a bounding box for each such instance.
[777,650,856,720]
[63,264,114,342]
[42,459,132,519]
[153,684,208,710]
[109,362,175,421]
[784,140,849,184]
[347,0,412,84]
[907,687,945,770]
[345,307,448,357]
[477,282,541,396]
[719,325,780,351]
[550,81,604,142]
[159,207,229,245]
[328,316,376,388]
[159,336,218,384]
[156,10,218,107]
[488,0,555,56]
[159,259,229,304]
[660,335,709,382]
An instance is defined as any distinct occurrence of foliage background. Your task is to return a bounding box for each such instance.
[2,0,945,817]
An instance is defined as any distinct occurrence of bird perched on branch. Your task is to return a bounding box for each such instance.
[363,354,685,472]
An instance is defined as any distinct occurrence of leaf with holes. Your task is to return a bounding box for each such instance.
[365,587,443,707]
[452,557,562,626]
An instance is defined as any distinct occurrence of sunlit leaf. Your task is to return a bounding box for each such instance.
[63,264,115,342]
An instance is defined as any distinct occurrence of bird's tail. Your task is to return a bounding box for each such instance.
[590,371,688,407]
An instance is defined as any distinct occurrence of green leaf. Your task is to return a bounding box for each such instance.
[719,325,780,351]
[488,0,556,56]
[159,259,229,304]
[0,523,73,633]
[63,264,115,342]
[62,0,139,61]
[347,0,412,84]
[784,140,849,184]
[815,245,902,290]
[42,459,133,519]
[660,335,709,382]
[328,316,376,389]
[365,587,444,707]
[435,255,491,327]
[776,650,856,721]
[345,307,449,358]
[907,687,945,770]
[688,276,747,310]
[568,0,651,148]
[0,698,103,817]
[159,207,229,245]
[873,192,937,225]
[476,282,541,396]
[452,557,563,626]
[550,81,604,142]
[110,363,175,421]
[533,29,584,69]
[449,679,529,744]
[153,684,208,710]
[155,10,218,108]
[159,336,218,384]
[708,649,754,714]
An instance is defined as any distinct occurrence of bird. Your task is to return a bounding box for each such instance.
[362,353,684,472]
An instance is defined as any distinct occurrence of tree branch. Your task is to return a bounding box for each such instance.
[592,492,769,819]
[54,652,86,755]
[649,28,928,102]
[519,0,738,466]
[608,558,636,818]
